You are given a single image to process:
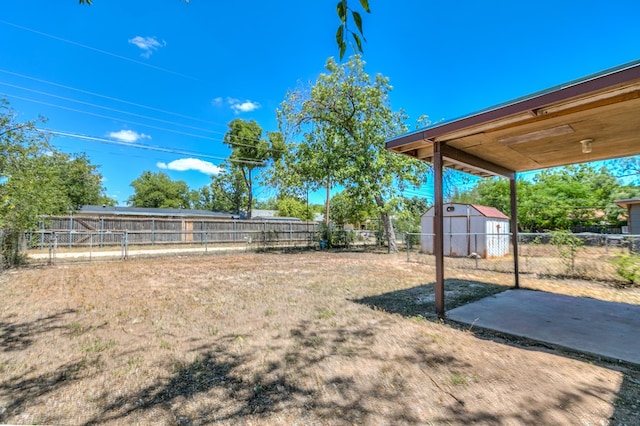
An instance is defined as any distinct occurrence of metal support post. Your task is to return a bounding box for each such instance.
[433,141,445,318]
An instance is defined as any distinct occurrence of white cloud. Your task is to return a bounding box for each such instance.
[157,158,224,176]
[230,100,261,113]
[128,36,166,58]
[108,130,151,143]
[213,96,261,114]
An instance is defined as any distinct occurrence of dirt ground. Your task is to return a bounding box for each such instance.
[1,250,639,425]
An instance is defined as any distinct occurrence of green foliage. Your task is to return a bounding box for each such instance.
[193,166,247,214]
[336,0,370,59]
[613,254,640,286]
[275,195,313,221]
[1,99,111,265]
[127,171,191,208]
[450,164,638,232]
[278,56,428,252]
[550,230,584,273]
[329,191,376,226]
[48,152,114,209]
[393,196,429,233]
[223,119,283,218]
[317,223,354,248]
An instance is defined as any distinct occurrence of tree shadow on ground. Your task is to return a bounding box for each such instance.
[0,309,85,423]
[85,338,313,425]
[0,358,92,424]
[0,309,76,352]
[609,373,640,425]
[85,321,470,425]
[431,381,619,425]
[353,278,510,321]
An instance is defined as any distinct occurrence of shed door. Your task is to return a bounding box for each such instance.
[446,216,469,257]
[485,220,507,257]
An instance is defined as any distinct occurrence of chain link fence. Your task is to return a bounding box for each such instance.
[22,228,317,265]
[16,225,403,266]
[405,232,640,284]
[12,221,640,285]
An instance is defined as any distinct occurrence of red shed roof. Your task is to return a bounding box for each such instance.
[472,205,509,220]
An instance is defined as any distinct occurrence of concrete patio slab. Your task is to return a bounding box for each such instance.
[447,289,640,366]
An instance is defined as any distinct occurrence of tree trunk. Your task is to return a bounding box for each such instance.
[324,179,331,228]
[381,211,398,253]
[375,195,397,253]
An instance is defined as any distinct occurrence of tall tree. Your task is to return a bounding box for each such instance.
[393,196,430,234]
[128,171,191,208]
[329,191,376,226]
[279,56,428,252]
[222,119,283,219]
[1,99,111,264]
[51,152,114,209]
[198,165,248,214]
[275,195,315,221]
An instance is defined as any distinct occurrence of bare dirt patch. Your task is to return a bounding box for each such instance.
[1,251,639,425]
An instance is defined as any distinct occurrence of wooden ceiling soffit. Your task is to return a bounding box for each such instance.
[416,145,435,160]
[434,111,537,142]
[392,139,430,153]
[441,144,514,179]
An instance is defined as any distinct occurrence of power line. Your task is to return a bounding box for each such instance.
[1,87,283,152]
[0,20,197,80]
[6,93,283,153]
[41,129,267,166]
[0,68,223,127]
[1,80,224,135]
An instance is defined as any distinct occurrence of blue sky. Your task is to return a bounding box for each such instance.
[1,1,638,205]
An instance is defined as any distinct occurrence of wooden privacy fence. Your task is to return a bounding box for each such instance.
[29,216,318,248]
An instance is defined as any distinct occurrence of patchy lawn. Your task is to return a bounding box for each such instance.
[1,251,639,425]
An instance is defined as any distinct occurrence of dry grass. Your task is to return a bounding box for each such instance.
[1,251,639,425]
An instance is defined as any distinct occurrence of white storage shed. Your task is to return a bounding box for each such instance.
[421,203,510,258]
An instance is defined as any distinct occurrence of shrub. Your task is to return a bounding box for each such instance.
[550,230,584,274]
[613,254,640,286]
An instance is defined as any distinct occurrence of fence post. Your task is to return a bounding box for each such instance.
[100,217,104,248]
[233,220,237,243]
[89,233,93,262]
[40,215,45,250]
[152,218,155,245]
[69,213,73,248]
[406,233,410,262]
[121,230,129,260]
[204,231,208,253]
[49,232,57,265]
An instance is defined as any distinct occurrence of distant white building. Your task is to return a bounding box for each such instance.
[421,203,510,258]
